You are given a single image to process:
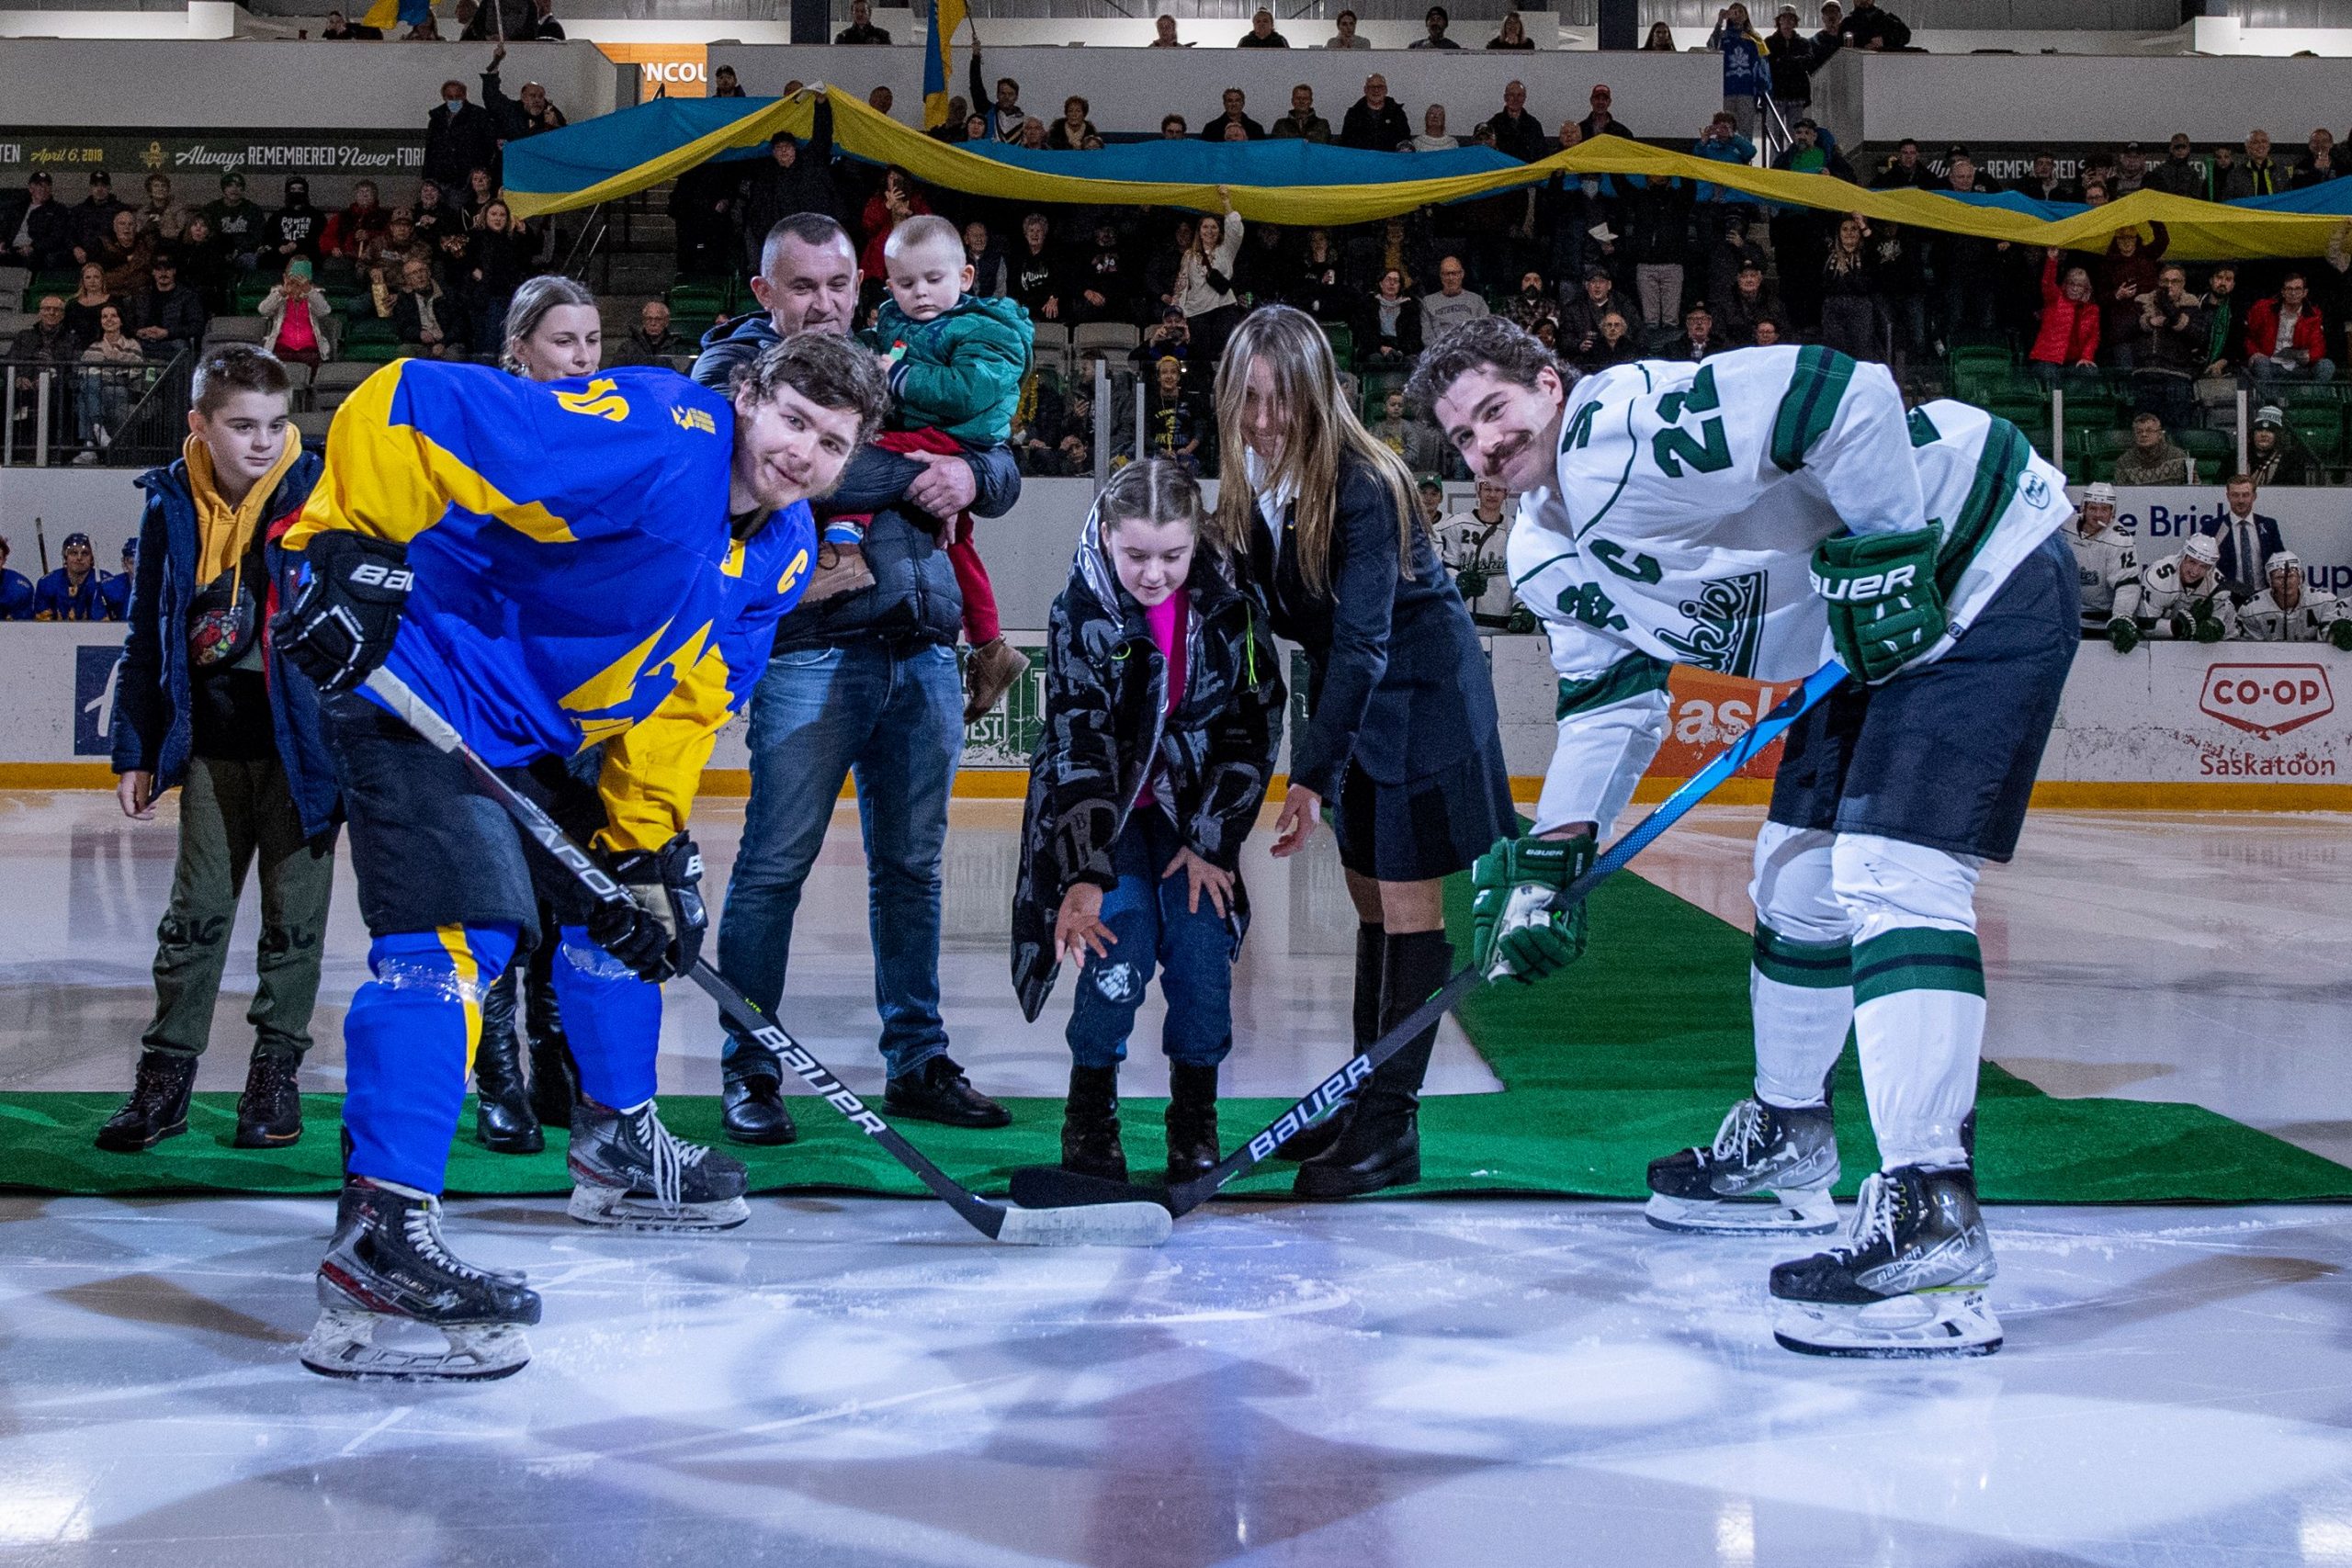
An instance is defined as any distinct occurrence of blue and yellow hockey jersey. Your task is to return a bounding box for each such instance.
[287,359,813,852]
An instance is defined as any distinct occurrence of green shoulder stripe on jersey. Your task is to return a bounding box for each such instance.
[1752,925,1853,989]
[1851,927,1985,1005]
[1575,365,1652,542]
[1556,652,1671,719]
[1936,414,2031,600]
[1906,407,1940,447]
[1769,345,1858,474]
[1513,549,1577,590]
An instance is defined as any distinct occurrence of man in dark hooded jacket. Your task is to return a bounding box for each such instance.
[739,102,841,272]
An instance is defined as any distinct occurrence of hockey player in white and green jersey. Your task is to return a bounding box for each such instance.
[2132,532,2237,643]
[2068,482,2143,645]
[1411,321,2080,1359]
[2239,551,2352,646]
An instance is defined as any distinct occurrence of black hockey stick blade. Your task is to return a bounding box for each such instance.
[361,668,1170,1249]
[1009,659,1850,1220]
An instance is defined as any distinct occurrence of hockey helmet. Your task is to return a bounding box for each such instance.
[2183,533,2222,565]
[2082,481,2118,507]
[2267,550,2303,581]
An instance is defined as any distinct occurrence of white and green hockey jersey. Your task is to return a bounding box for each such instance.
[2135,553,2239,638]
[1507,344,2072,836]
[2068,521,2141,625]
[2237,586,2348,642]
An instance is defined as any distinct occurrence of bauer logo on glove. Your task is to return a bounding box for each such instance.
[1812,525,1948,684]
[1471,832,1595,984]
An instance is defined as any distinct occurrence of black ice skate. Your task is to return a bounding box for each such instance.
[566,1099,750,1232]
[301,1177,541,1382]
[1645,1097,1840,1235]
[1770,1164,2001,1359]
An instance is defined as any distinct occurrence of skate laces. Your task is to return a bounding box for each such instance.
[1836,1171,1900,1262]
[626,1102,706,1212]
[401,1199,492,1282]
[1711,1099,1767,1162]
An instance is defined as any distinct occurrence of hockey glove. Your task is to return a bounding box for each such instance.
[1812,526,1947,684]
[2192,610,2229,644]
[587,832,707,984]
[271,533,413,694]
[1471,832,1594,984]
[2331,618,2352,652]
[2106,615,2142,654]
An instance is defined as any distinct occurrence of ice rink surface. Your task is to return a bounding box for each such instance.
[3,792,2350,1566]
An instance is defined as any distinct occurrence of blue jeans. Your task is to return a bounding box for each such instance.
[716,639,962,1080]
[1066,811,1236,1072]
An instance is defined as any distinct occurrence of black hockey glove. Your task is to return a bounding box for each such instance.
[587,831,707,984]
[271,532,413,694]
[2106,615,2142,654]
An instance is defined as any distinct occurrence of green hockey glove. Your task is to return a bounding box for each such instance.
[1471,832,1595,984]
[2330,618,2352,651]
[1812,526,1948,684]
[2106,615,2142,654]
[2193,610,2228,644]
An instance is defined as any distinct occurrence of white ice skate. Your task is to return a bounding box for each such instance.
[1770,1164,2002,1359]
[1644,1098,1841,1235]
[566,1099,752,1232]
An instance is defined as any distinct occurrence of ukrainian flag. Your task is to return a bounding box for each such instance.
[922,0,966,130]
[360,0,432,28]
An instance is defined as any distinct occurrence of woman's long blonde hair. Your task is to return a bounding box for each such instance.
[1209,304,1424,598]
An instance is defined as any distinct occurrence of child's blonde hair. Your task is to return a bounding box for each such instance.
[1098,457,1204,537]
[882,213,965,268]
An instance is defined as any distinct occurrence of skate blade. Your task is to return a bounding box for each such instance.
[299,1308,532,1382]
[1645,1188,1839,1235]
[566,1186,751,1232]
[1770,1287,2003,1359]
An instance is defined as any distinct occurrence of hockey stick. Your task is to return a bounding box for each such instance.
[1010,658,1851,1218]
[361,667,1171,1249]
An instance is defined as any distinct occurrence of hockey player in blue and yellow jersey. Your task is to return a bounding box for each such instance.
[273,334,888,1382]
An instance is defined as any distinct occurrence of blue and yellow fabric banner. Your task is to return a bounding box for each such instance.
[923,0,967,131]
[501,85,2352,262]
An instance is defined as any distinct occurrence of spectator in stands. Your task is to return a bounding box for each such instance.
[1153,14,1185,47]
[0,537,30,620]
[1929,152,2004,348]
[1368,389,1443,473]
[606,299,687,367]
[484,46,570,141]
[1238,8,1290,47]
[96,211,157,300]
[63,263,119,351]
[1046,96,1096,151]
[132,256,207,362]
[1272,85,1332,143]
[1137,307,1192,370]
[70,173,130,266]
[1412,5,1461,48]
[1419,255,1488,342]
[463,201,533,348]
[390,254,465,358]
[970,56,1024,143]
[1142,355,1208,471]
[2143,132,2200,198]
[963,220,1009,298]
[1871,138,1939,191]
[324,181,388,263]
[135,175,188,244]
[2201,262,2245,379]
[1203,89,1266,143]
[1341,75,1411,152]
[1579,85,1632,141]
[2247,403,2322,488]
[2112,411,2193,487]
[1819,216,1884,360]
[202,175,263,272]
[2014,151,2075,205]
[2245,272,2334,384]
[1490,81,1549,164]
[1359,267,1424,367]
[456,167,497,228]
[871,87,900,122]
[175,215,229,310]
[425,79,501,190]
[1326,8,1369,47]
[1009,212,1064,322]
[2029,249,2101,389]
[2125,262,2205,423]
[1718,256,1788,346]
[1763,6,1817,126]
[1664,299,1721,361]
[1643,21,1677,49]
[712,63,744,96]
[1175,197,1246,363]
[6,295,72,457]
[1507,268,1559,334]
[1559,265,1630,355]
[857,167,931,281]
[7,174,74,272]
[73,302,144,463]
[834,0,889,43]
[322,7,383,37]
[1691,111,1758,213]
[1838,0,1908,51]
[1069,221,1134,325]
[1621,174,1690,331]
[741,111,841,274]
[2220,130,2283,200]
[2094,222,2168,367]
[264,177,324,266]
[2206,474,2284,598]
[1413,105,1468,155]
[34,532,109,616]
[1285,230,1349,323]
[523,0,564,40]
[259,260,331,370]
[1487,10,1534,48]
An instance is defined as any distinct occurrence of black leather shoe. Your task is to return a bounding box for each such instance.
[723,1056,798,1145]
[1295,931,1450,1201]
[885,1055,1012,1129]
[234,1050,305,1149]
[472,972,544,1155]
[96,1049,198,1152]
[1060,1064,1125,1181]
[1164,1061,1221,1183]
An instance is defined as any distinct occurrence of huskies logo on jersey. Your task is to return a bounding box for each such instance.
[1657,570,1768,676]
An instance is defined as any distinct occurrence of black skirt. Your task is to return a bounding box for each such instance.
[1330,735,1518,883]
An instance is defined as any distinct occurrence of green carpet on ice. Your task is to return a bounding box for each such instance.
[6,871,2349,1203]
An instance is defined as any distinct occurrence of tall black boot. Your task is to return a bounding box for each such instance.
[1060,1064,1126,1182]
[1295,931,1450,1200]
[523,932,580,1131]
[474,961,545,1155]
[96,1049,198,1152]
[235,1050,305,1148]
[1273,923,1384,1161]
[1165,1061,1221,1183]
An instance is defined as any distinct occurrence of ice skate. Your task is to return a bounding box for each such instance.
[566,1098,750,1232]
[1645,1096,1841,1235]
[1770,1164,2001,1359]
[301,1177,540,1382]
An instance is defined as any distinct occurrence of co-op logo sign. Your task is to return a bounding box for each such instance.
[2199,663,2335,738]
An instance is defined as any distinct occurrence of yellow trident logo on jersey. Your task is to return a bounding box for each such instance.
[672,405,717,435]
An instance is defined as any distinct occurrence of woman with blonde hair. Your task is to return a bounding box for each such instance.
[1209,304,1514,1199]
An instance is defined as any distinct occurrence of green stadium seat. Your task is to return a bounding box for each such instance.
[342,315,398,345]
[342,339,405,364]
[1322,321,1354,368]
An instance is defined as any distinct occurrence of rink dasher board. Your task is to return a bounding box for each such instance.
[8,625,2346,807]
